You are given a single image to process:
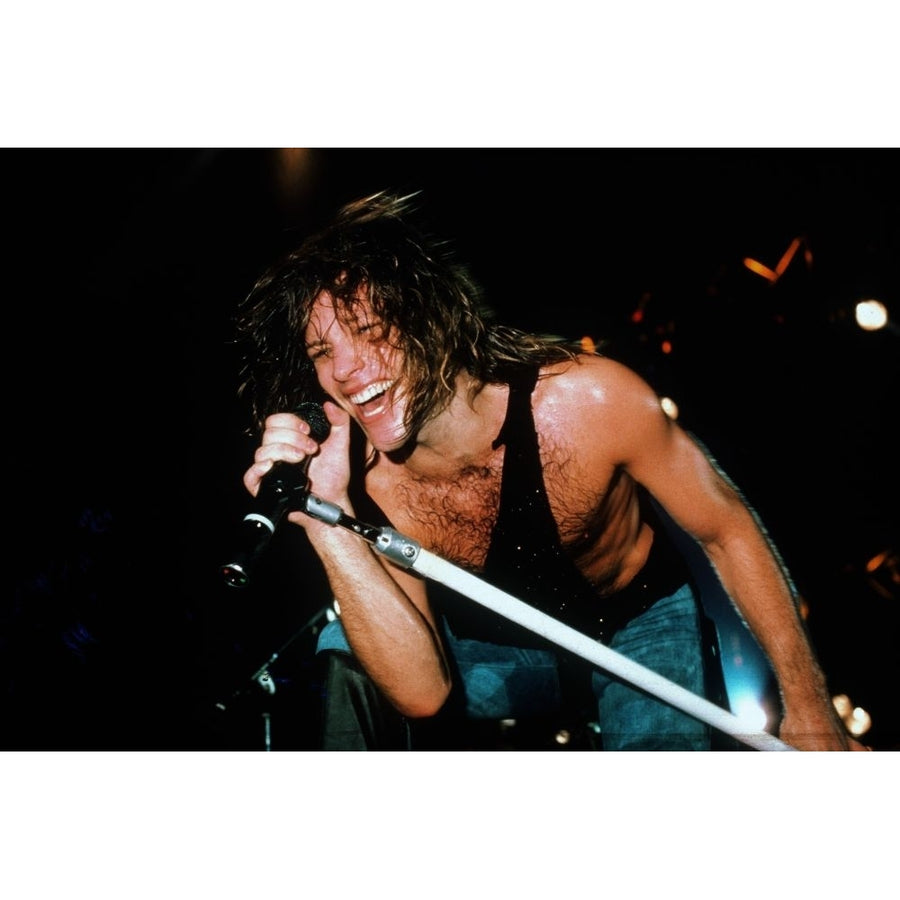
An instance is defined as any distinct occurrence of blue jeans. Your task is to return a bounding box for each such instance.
[316,582,711,750]
[592,585,710,750]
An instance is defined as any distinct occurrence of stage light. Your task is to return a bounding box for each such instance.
[731,694,769,731]
[848,707,872,737]
[833,693,852,718]
[832,694,873,737]
[864,547,899,600]
[660,396,679,420]
[865,547,898,579]
[855,299,888,331]
[865,549,890,573]
[720,632,774,737]
[744,256,779,283]
[630,292,651,324]
[274,148,316,201]
[743,236,810,285]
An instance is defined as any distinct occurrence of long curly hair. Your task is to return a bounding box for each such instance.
[234,191,585,436]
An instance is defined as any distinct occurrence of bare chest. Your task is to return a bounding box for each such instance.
[368,447,622,576]
[374,458,504,570]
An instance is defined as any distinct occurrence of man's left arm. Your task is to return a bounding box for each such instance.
[595,361,866,750]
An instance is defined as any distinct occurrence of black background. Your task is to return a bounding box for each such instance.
[5,148,898,751]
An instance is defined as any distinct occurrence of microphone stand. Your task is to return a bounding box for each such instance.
[248,605,333,695]
[248,606,331,752]
[216,606,333,750]
[299,492,794,752]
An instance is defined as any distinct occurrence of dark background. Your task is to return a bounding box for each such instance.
[4,148,898,751]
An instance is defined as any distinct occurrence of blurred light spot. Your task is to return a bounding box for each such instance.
[774,237,801,277]
[863,547,899,600]
[272,148,317,209]
[849,707,872,737]
[630,292,651,323]
[660,396,679,420]
[855,299,888,331]
[833,694,872,737]
[733,695,768,731]
[865,549,890,573]
[833,694,852,718]
[743,236,810,285]
[744,257,779,283]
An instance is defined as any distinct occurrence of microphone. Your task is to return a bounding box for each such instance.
[221,402,331,588]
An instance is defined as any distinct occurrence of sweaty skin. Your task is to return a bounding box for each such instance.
[243,291,866,749]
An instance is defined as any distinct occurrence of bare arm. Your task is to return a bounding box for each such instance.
[567,357,864,750]
[242,402,451,717]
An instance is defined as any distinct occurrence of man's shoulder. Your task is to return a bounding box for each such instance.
[538,354,646,406]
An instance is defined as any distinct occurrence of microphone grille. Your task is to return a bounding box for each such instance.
[294,402,332,443]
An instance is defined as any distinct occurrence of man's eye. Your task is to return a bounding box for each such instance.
[357,322,385,339]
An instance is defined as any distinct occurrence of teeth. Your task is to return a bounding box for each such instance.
[350,380,394,405]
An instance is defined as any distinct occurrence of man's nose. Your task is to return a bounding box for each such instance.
[331,338,363,381]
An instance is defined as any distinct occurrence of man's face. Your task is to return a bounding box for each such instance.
[305,290,409,451]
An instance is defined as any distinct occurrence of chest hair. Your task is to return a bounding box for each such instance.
[390,460,503,569]
[384,443,602,573]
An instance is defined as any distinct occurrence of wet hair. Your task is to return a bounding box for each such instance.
[235,190,584,436]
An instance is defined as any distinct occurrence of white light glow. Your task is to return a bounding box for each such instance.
[832,694,873,737]
[855,299,888,331]
[849,707,873,737]
[660,396,679,420]
[732,695,768,731]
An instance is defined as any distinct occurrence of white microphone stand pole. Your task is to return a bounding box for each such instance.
[303,493,794,752]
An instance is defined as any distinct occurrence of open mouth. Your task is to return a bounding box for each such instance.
[349,380,394,415]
